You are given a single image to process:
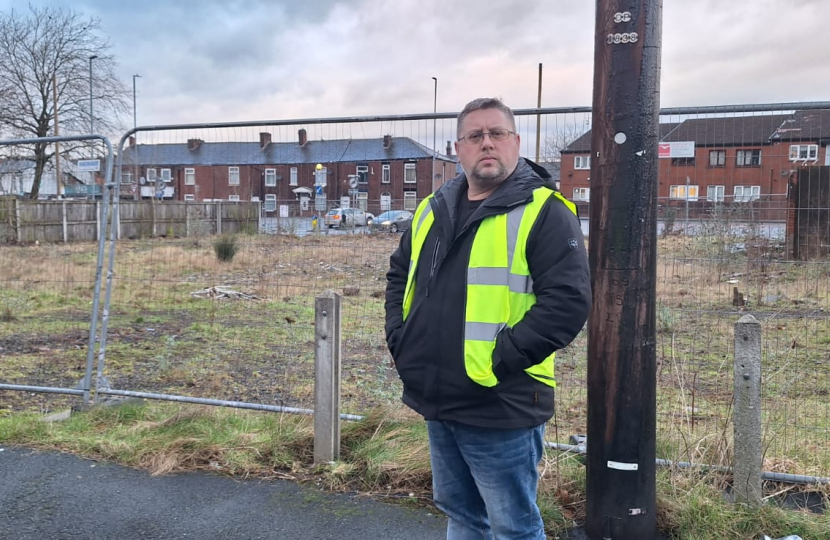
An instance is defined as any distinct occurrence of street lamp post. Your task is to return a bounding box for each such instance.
[88,55,97,135]
[88,55,98,193]
[431,76,437,192]
[133,74,141,198]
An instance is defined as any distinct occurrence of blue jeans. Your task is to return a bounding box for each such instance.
[427,420,546,540]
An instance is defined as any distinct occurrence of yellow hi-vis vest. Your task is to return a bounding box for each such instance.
[402,186,577,388]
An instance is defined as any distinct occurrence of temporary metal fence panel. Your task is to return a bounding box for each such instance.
[3,103,828,482]
[0,134,115,407]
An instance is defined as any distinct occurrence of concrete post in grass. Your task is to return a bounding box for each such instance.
[314,291,342,464]
[733,314,763,505]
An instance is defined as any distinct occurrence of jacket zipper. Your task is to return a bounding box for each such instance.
[425,238,441,297]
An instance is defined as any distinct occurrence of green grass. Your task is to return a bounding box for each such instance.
[0,402,827,539]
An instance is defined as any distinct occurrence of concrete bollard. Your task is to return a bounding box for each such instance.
[733,314,763,505]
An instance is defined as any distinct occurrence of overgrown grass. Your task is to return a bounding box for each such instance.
[0,402,827,539]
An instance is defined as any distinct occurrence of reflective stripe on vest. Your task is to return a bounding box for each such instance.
[402,187,577,389]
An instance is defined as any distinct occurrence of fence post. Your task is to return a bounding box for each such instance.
[14,198,21,243]
[314,291,341,464]
[151,198,157,237]
[62,200,68,243]
[733,314,763,505]
[216,201,223,234]
[95,201,100,242]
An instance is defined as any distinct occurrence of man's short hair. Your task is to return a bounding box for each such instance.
[456,98,516,138]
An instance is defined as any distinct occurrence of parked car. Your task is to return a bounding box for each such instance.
[324,208,368,228]
[368,210,413,233]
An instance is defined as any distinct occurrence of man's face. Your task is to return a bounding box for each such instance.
[455,108,521,188]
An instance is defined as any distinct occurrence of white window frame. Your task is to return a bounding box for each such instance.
[264,194,276,212]
[404,163,417,184]
[290,167,298,186]
[403,191,417,210]
[314,167,327,187]
[736,149,762,167]
[228,166,240,186]
[122,170,133,184]
[734,185,761,202]
[380,192,392,211]
[184,194,195,202]
[146,168,158,183]
[382,164,391,184]
[184,168,195,185]
[707,185,725,202]
[669,185,699,201]
[572,187,590,201]
[228,194,240,202]
[708,150,725,167]
[789,144,818,161]
[574,155,591,170]
[265,168,277,187]
[160,168,172,182]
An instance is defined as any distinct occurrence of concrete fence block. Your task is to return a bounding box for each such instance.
[733,314,763,505]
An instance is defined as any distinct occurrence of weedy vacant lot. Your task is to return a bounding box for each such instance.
[1,229,829,478]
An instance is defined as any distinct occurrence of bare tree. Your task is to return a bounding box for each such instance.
[541,121,591,164]
[0,5,128,199]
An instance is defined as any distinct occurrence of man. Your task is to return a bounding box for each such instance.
[384,97,591,539]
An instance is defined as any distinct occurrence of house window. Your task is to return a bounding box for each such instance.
[574,156,590,170]
[229,195,240,202]
[160,168,172,182]
[404,163,417,183]
[357,192,368,211]
[403,191,417,210]
[122,171,133,184]
[789,144,818,161]
[357,165,369,184]
[708,150,725,167]
[734,185,760,202]
[290,167,298,186]
[264,194,276,212]
[669,185,699,201]
[229,167,240,186]
[146,168,157,183]
[380,192,392,211]
[184,168,195,185]
[671,157,695,166]
[184,194,195,202]
[314,167,327,186]
[707,185,725,202]
[572,187,590,201]
[382,164,391,184]
[265,168,277,186]
[736,149,762,167]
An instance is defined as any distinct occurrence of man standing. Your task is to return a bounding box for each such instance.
[384,98,591,539]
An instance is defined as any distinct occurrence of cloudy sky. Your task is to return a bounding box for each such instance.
[3,0,828,127]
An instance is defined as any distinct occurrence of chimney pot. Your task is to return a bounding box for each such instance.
[446,140,452,157]
[383,134,392,149]
[298,129,307,147]
[259,132,272,149]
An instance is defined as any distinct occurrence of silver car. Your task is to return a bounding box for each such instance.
[324,208,368,228]
[368,210,413,233]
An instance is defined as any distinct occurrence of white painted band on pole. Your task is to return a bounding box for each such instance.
[607,460,639,471]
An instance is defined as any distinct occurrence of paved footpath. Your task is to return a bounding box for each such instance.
[0,446,447,540]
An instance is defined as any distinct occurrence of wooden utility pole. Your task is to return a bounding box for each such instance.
[586,1,662,539]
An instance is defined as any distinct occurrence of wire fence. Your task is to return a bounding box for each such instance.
[1,102,829,481]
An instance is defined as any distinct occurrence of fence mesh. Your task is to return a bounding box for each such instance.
[2,104,829,479]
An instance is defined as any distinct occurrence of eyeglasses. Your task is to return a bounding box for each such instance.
[457,129,515,145]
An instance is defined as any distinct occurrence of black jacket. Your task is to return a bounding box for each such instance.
[384,158,591,428]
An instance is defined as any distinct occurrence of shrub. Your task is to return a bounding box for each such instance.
[212,234,239,262]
